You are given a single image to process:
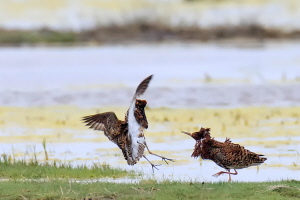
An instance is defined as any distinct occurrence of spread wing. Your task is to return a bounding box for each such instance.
[82,112,119,131]
[83,112,134,164]
[126,74,153,123]
[131,74,153,102]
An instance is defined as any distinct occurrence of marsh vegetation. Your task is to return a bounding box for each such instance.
[0,153,136,180]
[0,180,299,199]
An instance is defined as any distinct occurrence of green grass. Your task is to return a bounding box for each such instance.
[0,180,299,200]
[0,154,136,179]
[0,29,76,45]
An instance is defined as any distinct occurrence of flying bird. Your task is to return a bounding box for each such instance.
[83,75,173,171]
[182,127,267,182]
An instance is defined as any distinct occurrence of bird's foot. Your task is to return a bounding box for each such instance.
[212,171,227,178]
[143,155,161,173]
[161,157,175,164]
[150,164,161,173]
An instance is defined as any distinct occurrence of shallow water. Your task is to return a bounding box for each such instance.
[0,133,299,182]
[0,42,300,182]
[1,42,300,108]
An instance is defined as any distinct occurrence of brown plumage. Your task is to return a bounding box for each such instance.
[82,75,173,171]
[182,127,267,182]
[125,99,148,129]
[82,102,141,165]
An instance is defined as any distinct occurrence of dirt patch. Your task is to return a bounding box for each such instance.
[270,184,300,198]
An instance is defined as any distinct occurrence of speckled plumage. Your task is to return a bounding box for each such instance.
[82,101,146,165]
[182,127,267,181]
[82,75,173,169]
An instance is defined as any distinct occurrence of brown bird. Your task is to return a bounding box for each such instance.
[82,75,173,171]
[182,127,267,182]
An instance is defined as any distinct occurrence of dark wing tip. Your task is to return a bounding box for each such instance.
[134,75,153,98]
[82,115,90,122]
[81,112,118,131]
[82,115,94,122]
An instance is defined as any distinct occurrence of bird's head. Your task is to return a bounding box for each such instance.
[182,127,211,141]
[135,99,148,129]
[135,99,147,108]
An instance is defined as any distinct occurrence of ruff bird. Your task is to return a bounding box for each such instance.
[83,75,173,171]
[182,127,267,182]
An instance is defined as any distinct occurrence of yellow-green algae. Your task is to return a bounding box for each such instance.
[0,105,298,182]
[0,105,299,145]
[0,106,300,162]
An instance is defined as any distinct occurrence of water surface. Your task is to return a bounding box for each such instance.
[0,42,299,182]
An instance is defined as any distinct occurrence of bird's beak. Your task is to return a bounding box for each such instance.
[181,131,191,136]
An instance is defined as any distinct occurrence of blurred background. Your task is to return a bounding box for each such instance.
[0,0,300,182]
[1,0,300,44]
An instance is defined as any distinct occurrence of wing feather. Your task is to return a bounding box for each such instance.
[132,75,153,101]
[82,112,118,131]
[125,75,152,162]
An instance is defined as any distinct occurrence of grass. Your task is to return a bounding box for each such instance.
[0,29,76,45]
[0,180,299,199]
[0,153,136,179]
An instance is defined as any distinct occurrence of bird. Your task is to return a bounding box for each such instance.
[82,75,173,171]
[182,127,267,182]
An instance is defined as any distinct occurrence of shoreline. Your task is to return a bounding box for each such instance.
[1,24,300,46]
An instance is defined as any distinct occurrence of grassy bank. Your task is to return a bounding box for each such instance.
[2,0,300,46]
[0,154,136,179]
[1,24,300,46]
[0,180,299,199]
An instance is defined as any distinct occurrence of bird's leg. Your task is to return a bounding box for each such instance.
[212,171,229,178]
[213,169,238,182]
[228,169,238,182]
[137,142,160,172]
[143,155,160,173]
[143,141,174,164]
[231,169,238,175]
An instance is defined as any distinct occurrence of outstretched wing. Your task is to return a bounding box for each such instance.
[82,112,119,131]
[83,112,133,164]
[131,74,153,101]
